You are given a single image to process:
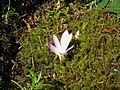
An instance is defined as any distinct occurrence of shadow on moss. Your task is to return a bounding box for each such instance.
[0,23,20,90]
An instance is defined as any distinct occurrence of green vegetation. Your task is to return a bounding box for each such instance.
[0,0,120,90]
[97,0,120,18]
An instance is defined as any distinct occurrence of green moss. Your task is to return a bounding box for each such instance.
[17,1,120,89]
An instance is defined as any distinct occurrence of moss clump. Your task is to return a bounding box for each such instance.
[16,1,120,89]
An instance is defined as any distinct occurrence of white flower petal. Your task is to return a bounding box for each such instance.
[46,42,60,56]
[60,30,72,52]
[53,35,62,52]
[75,30,79,39]
[66,45,74,52]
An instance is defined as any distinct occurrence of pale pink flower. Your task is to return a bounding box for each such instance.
[47,30,74,60]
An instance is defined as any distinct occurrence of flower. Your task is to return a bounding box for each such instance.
[75,30,79,39]
[46,30,74,60]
